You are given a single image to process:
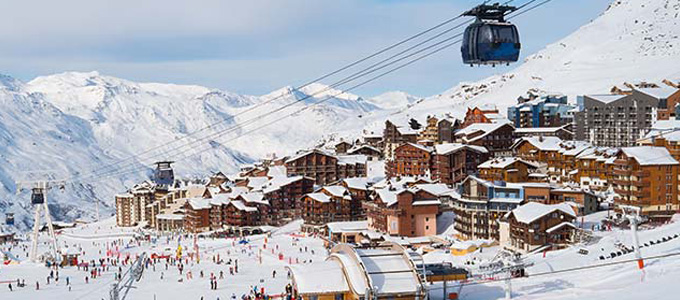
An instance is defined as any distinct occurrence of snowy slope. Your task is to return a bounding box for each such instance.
[357,0,680,127]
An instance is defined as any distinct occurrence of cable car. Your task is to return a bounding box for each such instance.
[461,3,520,66]
[5,213,13,225]
[31,187,45,204]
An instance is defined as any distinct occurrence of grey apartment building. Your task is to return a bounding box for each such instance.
[574,90,663,147]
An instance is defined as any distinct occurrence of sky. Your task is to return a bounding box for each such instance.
[0,0,612,97]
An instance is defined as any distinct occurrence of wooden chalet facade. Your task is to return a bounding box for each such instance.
[284,150,367,186]
[183,198,212,233]
[613,146,679,218]
[455,123,515,157]
[478,157,539,183]
[503,202,577,252]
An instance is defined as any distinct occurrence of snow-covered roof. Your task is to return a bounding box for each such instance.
[512,136,563,151]
[230,200,258,212]
[343,177,370,190]
[621,146,679,166]
[455,122,511,140]
[323,186,348,197]
[285,149,335,164]
[355,248,421,295]
[546,222,577,233]
[514,126,570,134]
[412,200,441,206]
[348,144,381,154]
[187,198,211,210]
[337,154,368,165]
[307,192,332,203]
[156,214,184,221]
[587,94,627,103]
[433,143,488,155]
[375,188,410,207]
[239,192,269,205]
[477,157,538,169]
[246,177,270,190]
[413,183,453,196]
[288,260,350,294]
[507,202,576,224]
[403,142,432,153]
[635,86,679,99]
[326,220,369,233]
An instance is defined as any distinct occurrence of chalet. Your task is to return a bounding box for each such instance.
[613,146,679,219]
[183,198,212,233]
[364,186,440,237]
[462,106,500,128]
[262,176,315,225]
[575,147,619,191]
[234,192,270,225]
[514,126,574,140]
[512,136,563,182]
[224,200,259,227]
[431,143,490,184]
[502,202,577,253]
[334,140,353,154]
[337,155,368,179]
[340,177,372,219]
[347,144,383,160]
[478,157,539,183]
[383,119,419,159]
[284,149,367,186]
[455,122,515,157]
[417,115,457,144]
[361,133,383,148]
[301,186,354,232]
[452,176,525,240]
[386,143,432,178]
[549,188,600,216]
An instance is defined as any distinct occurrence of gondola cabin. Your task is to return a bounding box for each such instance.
[461,3,520,66]
[31,188,45,204]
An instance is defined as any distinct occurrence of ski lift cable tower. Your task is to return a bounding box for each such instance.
[620,205,644,269]
[15,170,67,262]
[16,180,59,262]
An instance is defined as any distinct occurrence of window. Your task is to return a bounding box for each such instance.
[335,294,344,300]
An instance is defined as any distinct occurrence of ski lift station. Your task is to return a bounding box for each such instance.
[287,242,468,300]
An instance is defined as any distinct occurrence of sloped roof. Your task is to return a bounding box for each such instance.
[343,177,370,190]
[307,192,332,203]
[477,157,538,169]
[187,198,211,210]
[635,86,679,99]
[433,143,489,155]
[512,136,563,151]
[621,146,679,166]
[230,200,257,212]
[413,183,453,196]
[586,94,627,103]
[455,122,511,138]
[323,186,348,197]
[507,202,576,224]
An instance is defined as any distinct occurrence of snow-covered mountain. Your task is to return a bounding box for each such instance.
[3,0,680,230]
[0,71,385,231]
